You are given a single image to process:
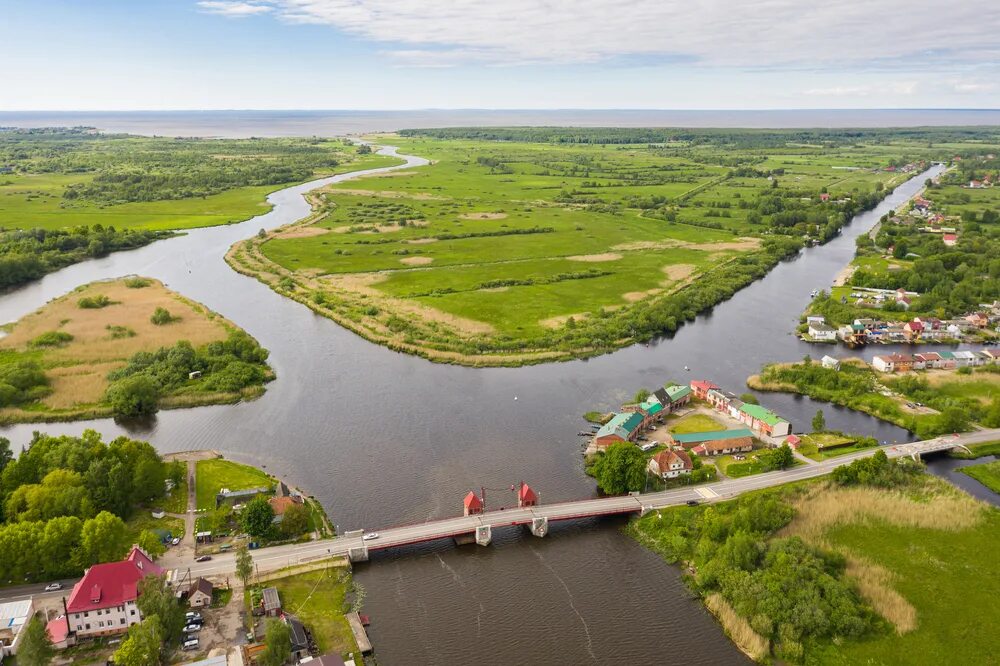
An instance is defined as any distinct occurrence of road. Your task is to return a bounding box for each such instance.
[5,430,994,602]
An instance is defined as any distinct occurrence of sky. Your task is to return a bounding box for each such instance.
[2,0,999,110]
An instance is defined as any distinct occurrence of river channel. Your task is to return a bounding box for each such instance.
[0,154,957,664]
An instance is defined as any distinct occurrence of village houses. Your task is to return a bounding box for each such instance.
[65,547,161,638]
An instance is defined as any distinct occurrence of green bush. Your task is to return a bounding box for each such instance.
[105,375,161,418]
[77,294,114,309]
[29,331,74,348]
[149,307,175,325]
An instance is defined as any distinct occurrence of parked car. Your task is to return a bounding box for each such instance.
[182,639,199,651]
[43,582,62,592]
[195,555,212,562]
[185,612,203,622]
[686,500,700,507]
[171,537,181,546]
[362,532,379,541]
[183,624,202,633]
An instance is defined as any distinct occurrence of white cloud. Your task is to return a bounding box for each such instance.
[209,0,1000,70]
[952,81,996,94]
[197,1,273,17]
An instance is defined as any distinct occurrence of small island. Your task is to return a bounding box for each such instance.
[0,276,273,424]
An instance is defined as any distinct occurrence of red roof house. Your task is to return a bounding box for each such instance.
[785,434,801,449]
[463,491,483,516]
[819,193,830,202]
[517,483,538,508]
[66,547,162,637]
[689,380,719,400]
[943,233,958,246]
[46,615,71,649]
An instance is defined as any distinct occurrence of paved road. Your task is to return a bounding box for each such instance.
[6,430,995,601]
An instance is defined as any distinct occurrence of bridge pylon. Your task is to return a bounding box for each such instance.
[530,516,549,537]
[347,545,369,563]
[475,524,492,546]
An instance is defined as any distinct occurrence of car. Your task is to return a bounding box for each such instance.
[185,612,203,622]
[183,624,202,633]
[686,500,700,507]
[182,639,200,651]
[640,443,656,452]
[362,532,379,541]
[195,555,212,562]
[43,582,62,592]
[171,537,181,546]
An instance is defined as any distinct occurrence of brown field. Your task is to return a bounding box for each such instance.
[458,212,507,220]
[276,226,330,239]
[566,253,622,262]
[704,593,770,661]
[0,278,232,413]
[399,256,434,266]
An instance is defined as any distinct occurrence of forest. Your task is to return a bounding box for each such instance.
[0,430,179,583]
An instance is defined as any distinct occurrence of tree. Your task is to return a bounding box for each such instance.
[114,615,162,666]
[235,543,253,589]
[259,618,292,666]
[766,444,795,471]
[136,575,185,643]
[240,496,275,538]
[0,437,12,475]
[591,442,647,495]
[812,409,826,432]
[75,511,129,567]
[633,388,650,403]
[279,502,310,537]
[136,530,166,559]
[17,615,54,666]
[149,307,174,325]
[105,375,160,418]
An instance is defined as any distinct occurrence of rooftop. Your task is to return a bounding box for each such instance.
[66,547,162,613]
[739,403,787,426]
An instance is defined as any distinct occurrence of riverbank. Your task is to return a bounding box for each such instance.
[628,469,999,664]
[0,277,273,424]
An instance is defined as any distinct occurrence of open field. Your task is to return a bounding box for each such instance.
[269,566,360,658]
[232,129,935,365]
[195,458,274,510]
[959,459,1000,492]
[0,277,271,424]
[0,131,402,232]
[667,412,726,434]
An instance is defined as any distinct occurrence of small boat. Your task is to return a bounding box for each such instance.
[578,431,592,437]
[684,365,690,371]
[359,614,371,626]
[810,289,818,297]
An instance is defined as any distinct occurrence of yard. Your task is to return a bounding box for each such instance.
[667,412,726,434]
[268,566,361,659]
[796,433,874,461]
[125,510,184,545]
[195,458,274,510]
[161,476,189,514]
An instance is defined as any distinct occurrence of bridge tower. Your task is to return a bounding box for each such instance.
[517,482,538,508]
[463,491,484,516]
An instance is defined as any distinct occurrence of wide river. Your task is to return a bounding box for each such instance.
[0,154,962,664]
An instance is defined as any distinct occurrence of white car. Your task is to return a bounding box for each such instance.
[44,582,62,592]
[362,532,379,541]
[171,537,181,546]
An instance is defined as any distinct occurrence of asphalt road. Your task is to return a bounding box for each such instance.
[5,430,995,602]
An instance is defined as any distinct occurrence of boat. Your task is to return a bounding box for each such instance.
[810,289,819,297]
[578,431,592,437]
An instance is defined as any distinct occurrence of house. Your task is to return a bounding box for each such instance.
[689,380,719,400]
[953,350,978,367]
[188,578,214,608]
[806,315,827,325]
[738,404,792,437]
[517,483,538,507]
[285,615,310,662]
[663,384,692,409]
[463,491,483,516]
[904,320,924,341]
[670,429,754,454]
[910,355,927,371]
[821,355,841,370]
[943,233,958,246]
[593,412,644,449]
[262,587,281,617]
[268,495,303,523]
[937,350,957,369]
[808,322,837,341]
[785,434,801,450]
[66,547,162,638]
[854,318,879,331]
[872,353,913,373]
[819,193,830,202]
[917,351,942,368]
[45,615,71,651]
[966,312,990,328]
[647,449,693,479]
[969,179,983,188]
[691,436,755,456]
[0,599,33,658]
[216,486,272,508]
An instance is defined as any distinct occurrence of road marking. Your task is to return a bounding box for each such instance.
[696,487,718,499]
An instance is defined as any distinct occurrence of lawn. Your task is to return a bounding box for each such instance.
[125,511,184,544]
[667,413,726,434]
[161,476,189,514]
[269,566,359,658]
[195,458,273,510]
[795,433,874,461]
[959,460,1000,493]
[0,277,267,424]
[233,130,918,365]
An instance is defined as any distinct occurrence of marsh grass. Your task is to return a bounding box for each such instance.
[704,593,770,661]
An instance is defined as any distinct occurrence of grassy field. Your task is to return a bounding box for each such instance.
[269,566,359,658]
[959,459,1000,493]
[0,277,266,424]
[796,433,874,461]
[230,130,922,365]
[125,511,184,544]
[0,131,400,232]
[161,476,189,514]
[194,458,273,510]
[668,412,727,434]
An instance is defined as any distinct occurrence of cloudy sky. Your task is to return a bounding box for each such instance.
[2,0,999,110]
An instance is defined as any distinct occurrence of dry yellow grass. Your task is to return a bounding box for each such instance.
[844,554,917,634]
[0,278,232,412]
[704,593,770,661]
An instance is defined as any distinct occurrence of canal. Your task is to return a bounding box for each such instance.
[0,155,957,664]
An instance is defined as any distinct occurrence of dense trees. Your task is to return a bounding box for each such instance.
[259,619,292,666]
[18,615,54,666]
[812,409,826,432]
[105,375,161,418]
[0,226,170,290]
[0,361,49,408]
[240,496,275,538]
[136,575,186,644]
[279,503,310,538]
[113,615,163,666]
[832,450,921,487]
[588,442,648,495]
[0,431,169,581]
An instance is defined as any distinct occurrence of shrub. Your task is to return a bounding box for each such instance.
[105,375,160,418]
[106,324,136,339]
[29,331,74,348]
[78,294,114,309]
[149,307,175,325]
[124,277,151,289]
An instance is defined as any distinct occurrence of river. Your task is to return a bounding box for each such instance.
[0,155,961,664]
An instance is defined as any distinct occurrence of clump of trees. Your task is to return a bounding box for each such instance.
[831,450,921,487]
[0,431,178,582]
[0,361,49,408]
[104,332,271,417]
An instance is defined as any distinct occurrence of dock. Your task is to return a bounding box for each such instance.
[346,611,372,654]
